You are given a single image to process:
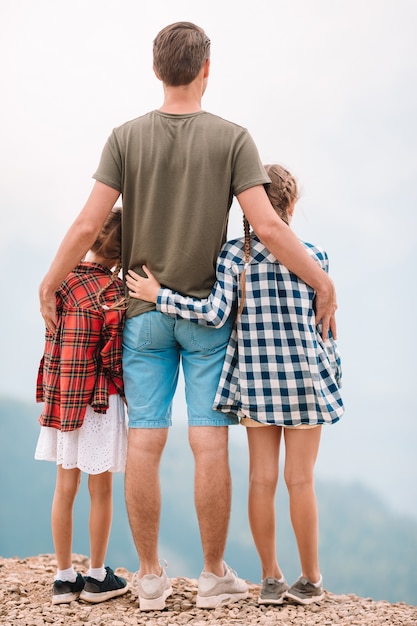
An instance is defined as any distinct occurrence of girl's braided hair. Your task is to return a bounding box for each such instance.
[238,164,298,316]
[93,207,127,311]
[263,164,298,225]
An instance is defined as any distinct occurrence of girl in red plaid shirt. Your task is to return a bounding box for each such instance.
[35,208,129,604]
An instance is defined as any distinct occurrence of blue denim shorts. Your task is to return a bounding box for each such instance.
[122,311,238,428]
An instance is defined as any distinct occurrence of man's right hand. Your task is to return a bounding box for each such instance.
[39,286,57,334]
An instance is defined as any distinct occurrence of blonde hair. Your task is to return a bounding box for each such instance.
[263,164,298,224]
[238,164,298,316]
[94,207,127,311]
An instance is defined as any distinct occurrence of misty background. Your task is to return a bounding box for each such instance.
[1,0,416,607]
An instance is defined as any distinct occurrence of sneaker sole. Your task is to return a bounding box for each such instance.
[285,590,324,605]
[52,591,81,604]
[196,590,248,609]
[139,585,173,611]
[258,595,286,605]
[79,585,129,603]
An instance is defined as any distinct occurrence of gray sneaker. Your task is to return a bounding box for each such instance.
[285,575,324,604]
[135,562,173,611]
[196,562,248,609]
[258,577,289,605]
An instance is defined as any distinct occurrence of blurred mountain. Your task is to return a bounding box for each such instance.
[2,238,417,524]
[1,396,416,606]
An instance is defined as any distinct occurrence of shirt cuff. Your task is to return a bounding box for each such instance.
[156,288,171,313]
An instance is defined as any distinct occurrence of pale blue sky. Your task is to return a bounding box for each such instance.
[1,0,416,516]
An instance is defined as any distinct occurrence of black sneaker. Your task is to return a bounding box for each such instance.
[285,575,324,605]
[52,572,85,604]
[79,566,128,603]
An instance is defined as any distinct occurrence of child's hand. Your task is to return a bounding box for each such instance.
[126,265,161,303]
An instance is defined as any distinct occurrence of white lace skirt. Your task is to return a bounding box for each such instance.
[35,394,128,474]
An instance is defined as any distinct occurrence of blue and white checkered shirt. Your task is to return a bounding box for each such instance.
[157,235,344,426]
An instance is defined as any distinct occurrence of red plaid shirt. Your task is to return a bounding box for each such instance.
[36,262,125,431]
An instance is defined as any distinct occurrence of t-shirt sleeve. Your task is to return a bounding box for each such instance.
[232,129,271,196]
[93,130,123,192]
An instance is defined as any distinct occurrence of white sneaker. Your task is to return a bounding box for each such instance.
[135,561,172,611]
[196,562,248,608]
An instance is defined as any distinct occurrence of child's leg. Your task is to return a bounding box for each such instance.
[52,466,81,570]
[79,471,128,603]
[88,471,113,569]
[246,425,283,580]
[283,426,322,583]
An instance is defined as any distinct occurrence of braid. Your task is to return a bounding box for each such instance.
[236,165,297,320]
[238,215,251,316]
[243,216,251,264]
[96,261,127,311]
[263,164,298,223]
[91,208,127,311]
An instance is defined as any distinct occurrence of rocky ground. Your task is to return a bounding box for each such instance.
[1,554,416,625]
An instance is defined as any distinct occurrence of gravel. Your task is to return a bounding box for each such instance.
[1,554,416,626]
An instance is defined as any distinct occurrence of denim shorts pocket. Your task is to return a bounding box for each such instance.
[123,315,152,351]
[187,317,233,353]
[124,311,178,352]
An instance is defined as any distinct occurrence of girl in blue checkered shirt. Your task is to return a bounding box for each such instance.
[126,164,344,606]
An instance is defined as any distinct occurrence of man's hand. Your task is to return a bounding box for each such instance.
[39,286,58,334]
[314,276,338,340]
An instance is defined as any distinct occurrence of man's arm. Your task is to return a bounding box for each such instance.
[237,185,337,339]
[39,181,120,333]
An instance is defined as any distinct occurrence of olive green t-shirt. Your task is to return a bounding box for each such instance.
[93,110,270,318]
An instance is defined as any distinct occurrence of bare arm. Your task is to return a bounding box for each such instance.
[127,265,235,328]
[39,181,120,333]
[237,185,337,339]
[126,267,161,302]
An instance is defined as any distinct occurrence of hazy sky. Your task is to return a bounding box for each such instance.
[1,1,416,516]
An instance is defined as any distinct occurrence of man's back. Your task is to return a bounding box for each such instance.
[94,110,269,317]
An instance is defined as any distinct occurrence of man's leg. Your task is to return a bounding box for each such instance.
[188,425,230,577]
[189,424,248,608]
[122,312,177,610]
[125,427,168,576]
[178,318,247,607]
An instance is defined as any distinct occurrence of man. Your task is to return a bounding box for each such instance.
[40,22,337,611]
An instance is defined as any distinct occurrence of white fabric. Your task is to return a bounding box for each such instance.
[35,394,127,474]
